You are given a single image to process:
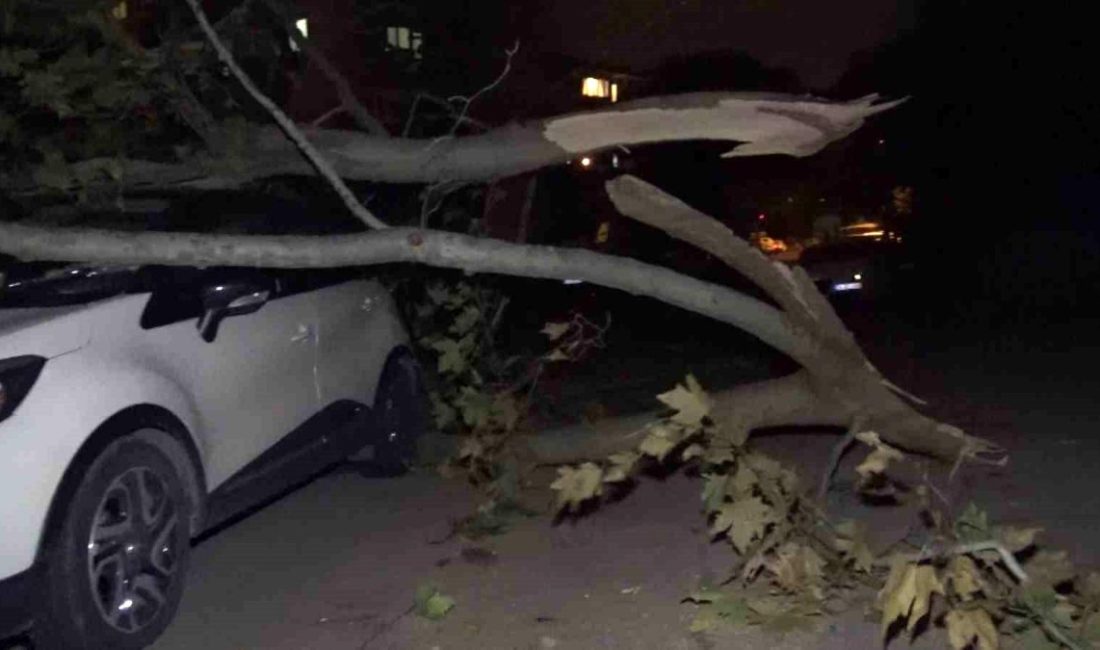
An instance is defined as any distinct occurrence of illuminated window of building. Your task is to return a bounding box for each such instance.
[111,1,127,20]
[581,77,619,102]
[288,18,308,51]
[387,26,423,60]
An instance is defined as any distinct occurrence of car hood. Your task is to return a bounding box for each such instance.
[0,305,92,359]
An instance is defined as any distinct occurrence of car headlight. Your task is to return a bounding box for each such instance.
[0,356,47,422]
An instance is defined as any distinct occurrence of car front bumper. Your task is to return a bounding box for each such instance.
[0,564,41,641]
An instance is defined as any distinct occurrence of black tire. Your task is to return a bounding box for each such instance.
[37,436,192,650]
[353,352,427,477]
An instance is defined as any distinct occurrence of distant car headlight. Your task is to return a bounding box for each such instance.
[0,356,47,422]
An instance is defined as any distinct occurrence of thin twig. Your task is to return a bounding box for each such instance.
[1038,618,1087,650]
[446,40,519,137]
[910,540,1029,584]
[181,0,389,230]
[402,93,424,137]
[310,105,344,127]
[426,40,519,153]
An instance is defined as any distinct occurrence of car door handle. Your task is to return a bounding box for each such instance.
[291,324,315,343]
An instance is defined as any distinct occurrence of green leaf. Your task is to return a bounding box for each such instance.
[730,464,758,497]
[946,555,984,601]
[454,387,493,430]
[429,392,457,430]
[657,375,710,427]
[603,451,639,483]
[429,337,468,375]
[638,424,680,461]
[689,608,721,633]
[877,560,944,639]
[489,393,521,431]
[425,283,451,305]
[550,463,603,512]
[712,595,751,623]
[711,496,773,553]
[450,305,481,335]
[834,519,875,574]
[945,608,999,650]
[955,502,991,543]
[766,542,827,599]
[681,443,705,461]
[414,585,455,620]
[686,591,750,632]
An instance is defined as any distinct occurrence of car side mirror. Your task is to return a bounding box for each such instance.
[197,280,271,343]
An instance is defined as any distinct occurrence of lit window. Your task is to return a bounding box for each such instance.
[386,26,423,60]
[111,1,127,20]
[288,18,308,51]
[581,77,619,102]
[582,77,609,98]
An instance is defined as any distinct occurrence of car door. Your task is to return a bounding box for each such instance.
[136,267,321,488]
[310,270,394,408]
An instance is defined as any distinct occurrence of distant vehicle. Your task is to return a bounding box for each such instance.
[0,197,425,649]
[750,232,788,254]
[838,221,901,243]
[798,239,914,297]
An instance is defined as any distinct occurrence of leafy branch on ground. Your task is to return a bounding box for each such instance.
[548,375,1098,649]
[398,271,608,538]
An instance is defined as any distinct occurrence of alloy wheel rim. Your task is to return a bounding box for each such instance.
[86,466,180,633]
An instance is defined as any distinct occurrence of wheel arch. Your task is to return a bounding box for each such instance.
[375,344,421,406]
[36,404,208,564]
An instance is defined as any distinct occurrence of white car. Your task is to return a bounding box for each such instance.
[0,256,424,649]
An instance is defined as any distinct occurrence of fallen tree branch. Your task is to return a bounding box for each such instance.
[604,175,1003,465]
[2,93,906,195]
[0,216,992,464]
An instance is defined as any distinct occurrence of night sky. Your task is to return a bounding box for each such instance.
[527,0,910,89]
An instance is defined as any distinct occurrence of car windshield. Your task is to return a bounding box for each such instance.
[0,260,142,308]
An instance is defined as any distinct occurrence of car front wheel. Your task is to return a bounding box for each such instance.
[38,436,191,650]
